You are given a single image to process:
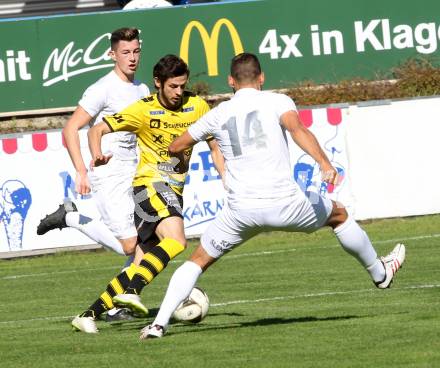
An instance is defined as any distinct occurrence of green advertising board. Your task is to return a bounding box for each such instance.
[1,0,440,114]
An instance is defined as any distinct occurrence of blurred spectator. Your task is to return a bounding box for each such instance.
[117,0,131,7]
[119,0,173,9]
[118,0,228,7]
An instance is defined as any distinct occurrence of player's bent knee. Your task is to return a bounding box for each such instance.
[189,245,216,271]
[119,238,137,255]
[326,201,348,229]
[122,246,135,256]
[155,216,187,248]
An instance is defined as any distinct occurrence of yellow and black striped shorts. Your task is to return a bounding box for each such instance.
[133,182,183,250]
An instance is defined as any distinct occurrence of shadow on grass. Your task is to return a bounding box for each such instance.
[181,314,362,333]
[106,309,246,332]
[59,305,362,334]
[169,315,365,338]
[107,314,362,334]
[242,315,359,326]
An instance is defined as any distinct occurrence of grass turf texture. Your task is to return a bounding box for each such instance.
[1,215,439,368]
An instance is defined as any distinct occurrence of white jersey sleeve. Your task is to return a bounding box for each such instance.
[79,82,107,118]
[77,71,150,161]
[273,93,297,121]
[188,108,218,142]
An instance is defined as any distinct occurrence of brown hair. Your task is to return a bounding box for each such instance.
[230,52,262,83]
[153,54,190,86]
[110,27,140,50]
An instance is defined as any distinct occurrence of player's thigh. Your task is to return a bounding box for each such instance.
[90,166,137,239]
[133,183,185,246]
[282,191,333,233]
[201,204,256,258]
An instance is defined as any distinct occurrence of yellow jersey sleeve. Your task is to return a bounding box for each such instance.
[103,98,146,134]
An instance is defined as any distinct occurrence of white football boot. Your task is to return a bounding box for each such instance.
[71,316,98,333]
[112,294,149,316]
[139,324,165,340]
[375,243,406,289]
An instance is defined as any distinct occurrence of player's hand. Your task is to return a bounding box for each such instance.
[75,171,91,195]
[90,154,112,168]
[320,164,339,185]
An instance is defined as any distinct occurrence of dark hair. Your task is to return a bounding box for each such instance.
[230,53,262,83]
[153,54,190,85]
[110,27,140,50]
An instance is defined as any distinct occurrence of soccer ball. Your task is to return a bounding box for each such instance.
[172,287,209,323]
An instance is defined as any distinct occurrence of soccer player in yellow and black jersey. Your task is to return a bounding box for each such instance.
[105,89,209,196]
[72,54,224,333]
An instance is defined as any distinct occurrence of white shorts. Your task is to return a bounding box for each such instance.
[88,159,137,239]
[201,191,333,258]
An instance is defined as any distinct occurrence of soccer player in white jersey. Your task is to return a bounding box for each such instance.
[37,27,149,321]
[140,52,406,339]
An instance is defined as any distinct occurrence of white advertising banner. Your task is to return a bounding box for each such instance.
[346,98,440,220]
[1,129,103,253]
[1,99,439,255]
[182,141,225,237]
[0,130,225,253]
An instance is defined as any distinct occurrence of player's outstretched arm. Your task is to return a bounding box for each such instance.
[87,122,112,168]
[281,110,339,185]
[63,106,94,195]
[169,130,197,154]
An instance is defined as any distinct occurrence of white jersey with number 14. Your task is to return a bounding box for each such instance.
[188,88,300,209]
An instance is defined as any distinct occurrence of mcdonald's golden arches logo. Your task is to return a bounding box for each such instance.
[180,18,244,77]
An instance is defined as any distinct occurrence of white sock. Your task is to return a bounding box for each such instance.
[65,212,125,255]
[334,217,385,283]
[153,261,203,328]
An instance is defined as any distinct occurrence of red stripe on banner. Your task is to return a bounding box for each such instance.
[2,138,18,154]
[298,109,313,128]
[327,108,342,125]
[32,133,48,152]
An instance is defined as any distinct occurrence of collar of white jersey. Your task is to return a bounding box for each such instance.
[232,88,260,98]
[110,70,124,83]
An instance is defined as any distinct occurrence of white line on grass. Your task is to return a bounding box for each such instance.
[0,249,299,280]
[373,233,440,244]
[210,283,440,307]
[2,233,440,280]
[0,283,438,325]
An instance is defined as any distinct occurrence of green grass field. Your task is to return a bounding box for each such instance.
[1,215,439,368]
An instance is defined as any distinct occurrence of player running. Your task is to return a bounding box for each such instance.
[71,54,224,333]
[140,53,406,339]
[37,27,149,322]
